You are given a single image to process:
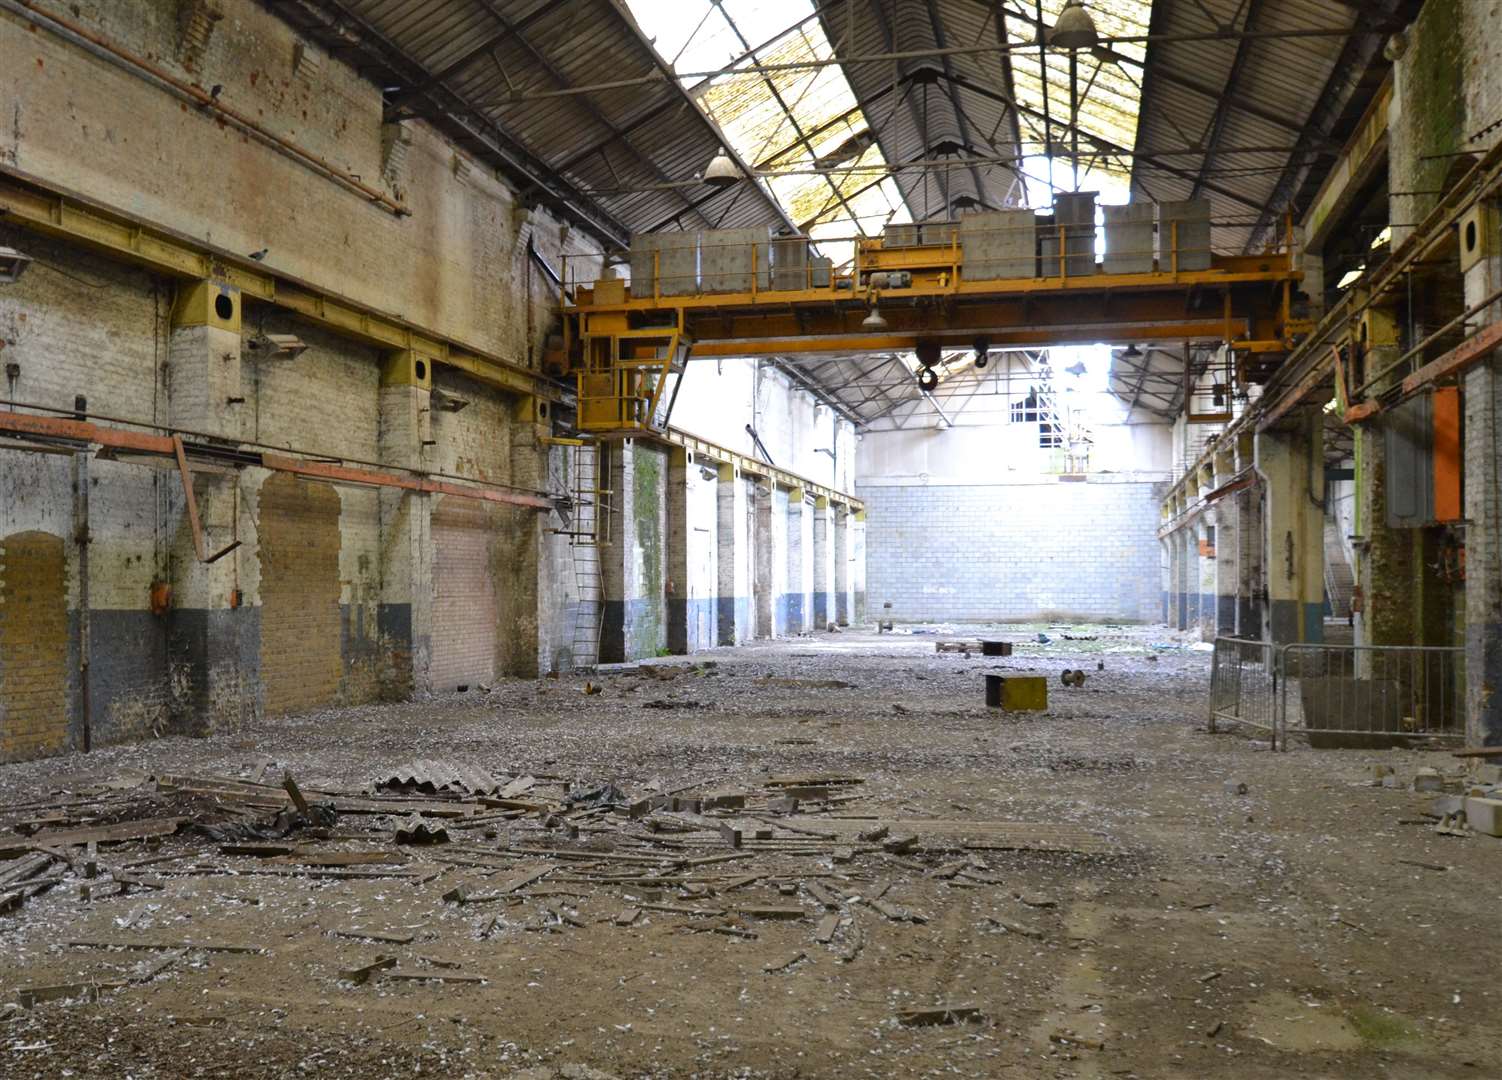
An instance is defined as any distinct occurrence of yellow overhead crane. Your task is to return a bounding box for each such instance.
[558,216,1308,436]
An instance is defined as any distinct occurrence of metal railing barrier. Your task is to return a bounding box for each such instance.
[1208,636,1466,750]
[1209,637,1282,749]
[1281,642,1464,749]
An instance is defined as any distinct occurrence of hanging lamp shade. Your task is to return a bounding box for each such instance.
[1050,1,1099,49]
[861,305,888,331]
[703,147,743,189]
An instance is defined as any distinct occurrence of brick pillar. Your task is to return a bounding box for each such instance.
[1464,244,1502,745]
[851,507,867,625]
[833,504,851,626]
[716,463,749,645]
[1299,242,1327,322]
[1353,307,1413,656]
[1255,407,1324,645]
[1235,485,1264,637]
[601,439,636,663]
[667,447,691,654]
[376,351,433,696]
[166,282,256,734]
[1173,528,1190,630]
[1159,536,1172,624]
[1214,503,1237,637]
[786,489,809,633]
[811,496,833,629]
[753,480,774,639]
[769,484,790,637]
[1354,423,1412,648]
[500,395,551,677]
[1197,518,1216,640]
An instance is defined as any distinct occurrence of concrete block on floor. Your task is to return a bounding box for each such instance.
[1413,767,1445,793]
[1465,797,1502,836]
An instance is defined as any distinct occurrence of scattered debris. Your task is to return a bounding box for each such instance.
[814,913,842,943]
[1413,767,1445,793]
[341,955,398,986]
[762,950,806,972]
[898,1004,983,1026]
[394,814,450,845]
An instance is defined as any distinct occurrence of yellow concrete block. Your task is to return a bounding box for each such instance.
[988,675,1046,711]
[381,350,434,389]
[171,280,240,332]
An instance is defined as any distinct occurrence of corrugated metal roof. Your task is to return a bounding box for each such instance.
[270,0,798,246]
[268,0,1394,260]
[814,0,1028,219]
[1130,0,1388,254]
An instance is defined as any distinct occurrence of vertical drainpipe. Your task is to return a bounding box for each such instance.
[73,395,91,752]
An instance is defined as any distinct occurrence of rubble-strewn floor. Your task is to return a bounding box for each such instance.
[1,626,1499,1079]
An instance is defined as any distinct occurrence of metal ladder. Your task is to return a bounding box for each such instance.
[563,441,608,671]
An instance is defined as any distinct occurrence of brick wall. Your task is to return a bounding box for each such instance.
[257,473,343,716]
[860,479,1168,622]
[431,497,499,691]
[0,531,73,760]
[0,0,855,760]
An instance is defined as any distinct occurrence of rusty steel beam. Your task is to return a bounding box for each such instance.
[172,435,243,564]
[0,411,552,510]
[1401,320,1502,399]
[259,454,552,509]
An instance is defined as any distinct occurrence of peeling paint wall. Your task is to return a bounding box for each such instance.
[0,0,583,761]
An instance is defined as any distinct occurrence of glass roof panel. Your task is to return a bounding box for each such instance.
[626,0,907,263]
[1003,0,1153,205]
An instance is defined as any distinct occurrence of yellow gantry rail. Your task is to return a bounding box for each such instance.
[0,168,866,510]
[562,228,1306,436]
[0,169,548,400]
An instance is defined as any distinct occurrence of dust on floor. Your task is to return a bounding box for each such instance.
[0,626,1497,1079]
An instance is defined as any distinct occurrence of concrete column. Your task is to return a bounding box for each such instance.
[1299,244,1327,322]
[1197,518,1216,640]
[165,282,256,734]
[786,491,810,633]
[1160,537,1172,624]
[602,439,668,661]
[769,485,789,637]
[1354,423,1412,648]
[1464,246,1502,746]
[1173,528,1190,631]
[601,439,635,662]
[811,496,833,629]
[668,451,717,653]
[850,508,867,625]
[833,505,851,626]
[1353,308,1415,654]
[716,463,750,645]
[1255,407,1325,645]
[754,480,774,639]
[500,396,550,677]
[667,448,691,654]
[1234,485,1264,637]
[376,355,433,695]
[1214,504,1237,637]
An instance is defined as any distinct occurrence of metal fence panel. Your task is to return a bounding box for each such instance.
[1208,637,1465,750]
[1281,643,1464,748]
[1209,637,1281,749]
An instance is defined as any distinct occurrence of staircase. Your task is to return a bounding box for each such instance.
[1323,519,1355,619]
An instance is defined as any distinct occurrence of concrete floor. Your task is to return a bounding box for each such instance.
[0,627,1497,1078]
